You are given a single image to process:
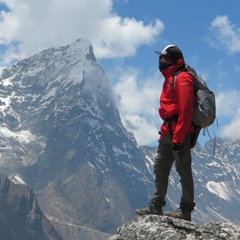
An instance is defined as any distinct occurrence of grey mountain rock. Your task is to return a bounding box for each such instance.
[0,173,62,240]
[108,215,240,240]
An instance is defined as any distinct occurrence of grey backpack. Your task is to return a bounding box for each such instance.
[174,64,216,129]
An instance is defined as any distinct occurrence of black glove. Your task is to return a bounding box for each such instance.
[172,142,182,152]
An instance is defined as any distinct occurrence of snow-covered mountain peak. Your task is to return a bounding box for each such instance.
[0,38,116,171]
[2,38,105,92]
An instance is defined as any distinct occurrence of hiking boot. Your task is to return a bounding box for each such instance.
[135,202,163,215]
[165,207,191,221]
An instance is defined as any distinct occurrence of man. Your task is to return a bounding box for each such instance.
[135,44,198,221]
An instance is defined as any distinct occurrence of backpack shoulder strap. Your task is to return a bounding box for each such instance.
[173,66,188,87]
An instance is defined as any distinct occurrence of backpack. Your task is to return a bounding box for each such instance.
[174,64,216,129]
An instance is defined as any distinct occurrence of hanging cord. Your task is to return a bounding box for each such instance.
[203,117,218,158]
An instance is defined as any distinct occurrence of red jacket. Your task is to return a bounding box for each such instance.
[159,58,195,145]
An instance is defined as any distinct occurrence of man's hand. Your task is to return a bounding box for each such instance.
[172,142,182,152]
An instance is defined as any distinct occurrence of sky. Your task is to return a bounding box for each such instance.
[0,0,240,147]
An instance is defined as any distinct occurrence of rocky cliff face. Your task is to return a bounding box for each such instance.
[108,215,240,240]
[0,173,62,240]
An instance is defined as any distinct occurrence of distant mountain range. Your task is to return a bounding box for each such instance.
[0,39,240,240]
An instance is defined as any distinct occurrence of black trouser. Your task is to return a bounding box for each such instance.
[152,134,195,211]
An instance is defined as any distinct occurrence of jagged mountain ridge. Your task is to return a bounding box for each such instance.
[0,38,154,239]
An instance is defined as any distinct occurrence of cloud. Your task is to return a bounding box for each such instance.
[216,90,240,139]
[0,0,164,67]
[94,17,164,58]
[220,108,240,139]
[216,90,240,116]
[113,67,163,145]
[207,15,240,54]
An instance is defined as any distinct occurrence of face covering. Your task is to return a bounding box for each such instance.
[159,61,173,71]
[158,55,173,71]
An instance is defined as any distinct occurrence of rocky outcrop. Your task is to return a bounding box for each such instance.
[108,215,240,240]
[0,173,62,240]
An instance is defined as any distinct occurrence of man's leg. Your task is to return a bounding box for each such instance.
[153,135,174,207]
[135,135,174,215]
[165,134,195,221]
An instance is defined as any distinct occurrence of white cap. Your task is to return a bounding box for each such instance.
[155,44,176,55]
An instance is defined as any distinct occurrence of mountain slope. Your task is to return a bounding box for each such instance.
[0,39,154,239]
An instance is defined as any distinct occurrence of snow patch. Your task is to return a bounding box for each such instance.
[2,77,12,87]
[11,174,27,185]
[0,127,36,143]
[0,94,13,112]
[87,161,96,169]
[206,181,232,201]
